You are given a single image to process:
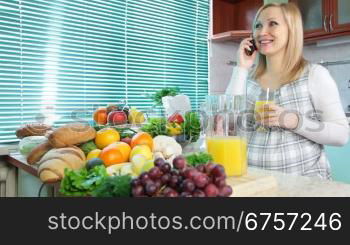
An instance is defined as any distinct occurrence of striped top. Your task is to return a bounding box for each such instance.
[246,64,331,179]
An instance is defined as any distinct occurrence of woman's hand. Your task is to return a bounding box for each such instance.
[237,37,257,69]
[256,103,299,130]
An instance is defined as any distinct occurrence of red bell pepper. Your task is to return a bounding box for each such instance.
[168,113,184,124]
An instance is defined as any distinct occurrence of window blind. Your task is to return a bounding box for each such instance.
[0,0,209,143]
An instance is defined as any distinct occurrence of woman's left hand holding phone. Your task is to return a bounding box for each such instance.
[237,37,257,69]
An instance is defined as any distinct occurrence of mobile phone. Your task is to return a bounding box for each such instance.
[245,39,257,56]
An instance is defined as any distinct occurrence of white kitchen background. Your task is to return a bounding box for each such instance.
[209,37,350,114]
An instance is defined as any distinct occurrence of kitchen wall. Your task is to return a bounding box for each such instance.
[209,37,350,113]
[303,37,350,114]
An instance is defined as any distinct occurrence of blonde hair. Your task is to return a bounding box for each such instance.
[252,2,308,84]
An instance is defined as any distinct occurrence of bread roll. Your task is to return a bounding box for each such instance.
[27,141,53,165]
[38,146,86,183]
[16,123,52,139]
[48,123,96,148]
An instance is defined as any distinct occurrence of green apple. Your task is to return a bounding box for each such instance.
[142,159,154,172]
[130,145,153,160]
[131,154,147,175]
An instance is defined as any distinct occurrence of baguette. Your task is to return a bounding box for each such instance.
[26,141,53,165]
[38,146,86,183]
[48,123,96,148]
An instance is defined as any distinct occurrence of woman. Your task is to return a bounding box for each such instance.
[225,2,349,179]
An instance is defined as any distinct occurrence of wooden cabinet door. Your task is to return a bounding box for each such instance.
[291,0,330,39]
[213,0,263,34]
[330,0,350,33]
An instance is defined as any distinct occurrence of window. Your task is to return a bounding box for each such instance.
[0,0,209,143]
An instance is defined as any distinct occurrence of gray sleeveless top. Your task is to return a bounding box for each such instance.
[246,64,331,179]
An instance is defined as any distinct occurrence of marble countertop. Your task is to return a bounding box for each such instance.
[249,168,350,197]
[7,151,350,197]
[183,142,350,197]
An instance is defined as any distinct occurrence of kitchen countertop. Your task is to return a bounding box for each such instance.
[248,168,350,197]
[5,152,350,197]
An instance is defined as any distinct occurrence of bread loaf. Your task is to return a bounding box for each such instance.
[16,123,52,139]
[27,141,53,165]
[38,146,86,183]
[48,123,96,148]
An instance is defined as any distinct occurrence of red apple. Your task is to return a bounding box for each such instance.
[107,110,127,125]
[106,104,119,115]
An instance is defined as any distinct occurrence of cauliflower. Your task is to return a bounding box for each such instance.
[153,135,182,165]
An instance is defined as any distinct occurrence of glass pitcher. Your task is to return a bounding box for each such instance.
[203,94,247,177]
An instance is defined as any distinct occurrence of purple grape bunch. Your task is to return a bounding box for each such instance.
[131,155,233,197]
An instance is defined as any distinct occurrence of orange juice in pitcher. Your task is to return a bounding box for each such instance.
[206,136,247,176]
[204,95,247,177]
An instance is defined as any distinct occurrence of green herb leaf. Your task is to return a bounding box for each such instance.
[152,87,180,106]
[185,152,213,166]
[140,118,168,137]
[79,140,97,156]
[182,112,201,142]
[59,165,108,196]
[92,175,132,197]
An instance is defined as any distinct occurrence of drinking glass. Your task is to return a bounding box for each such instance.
[254,88,275,132]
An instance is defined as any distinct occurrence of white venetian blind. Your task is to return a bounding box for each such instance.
[0,0,209,143]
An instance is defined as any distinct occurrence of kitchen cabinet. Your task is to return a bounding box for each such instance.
[211,0,264,41]
[291,0,350,42]
[290,0,328,40]
[212,0,350,42]
[331,0,350,33]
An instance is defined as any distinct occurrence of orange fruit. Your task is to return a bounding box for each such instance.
[130,132,153,150]
[106,141,131,162]
[100,147,125,166]
[93,108,107,125]
[93,107,108,125]
[95,128,120,149]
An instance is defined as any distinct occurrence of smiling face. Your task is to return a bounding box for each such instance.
[253,6,289,57]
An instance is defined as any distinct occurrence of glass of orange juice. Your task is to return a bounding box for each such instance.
[254,88,275,132]
[204,95,247,177]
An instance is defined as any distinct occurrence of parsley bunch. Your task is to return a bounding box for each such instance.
[92,175,132,197]
[140,118,168,137]
[185,152,213,167]
[182,112,201,142]
[152,87,180,106]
